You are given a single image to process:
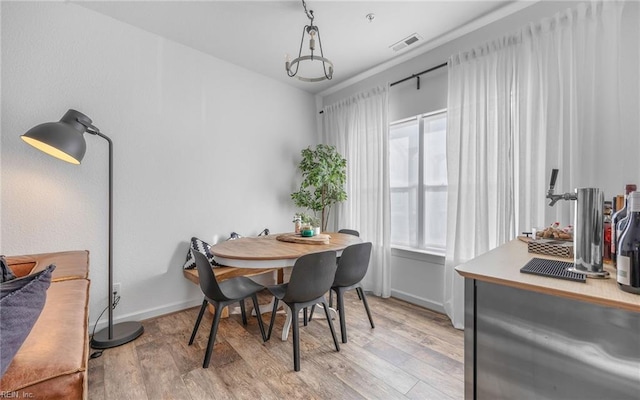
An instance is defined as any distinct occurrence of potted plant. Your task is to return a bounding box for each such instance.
[291,144,347,232]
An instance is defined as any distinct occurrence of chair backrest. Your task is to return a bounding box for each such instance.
[334,242,372,287]
[193,250,228,301]
[283,250,337,304]
[338,229,360,237]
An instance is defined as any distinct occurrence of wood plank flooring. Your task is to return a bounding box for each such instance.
[88,292,464,399]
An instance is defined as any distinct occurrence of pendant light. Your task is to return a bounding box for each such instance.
[285,0,333,82]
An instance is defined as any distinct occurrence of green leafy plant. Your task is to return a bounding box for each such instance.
[291,144,347,231]
[308,216,321,228]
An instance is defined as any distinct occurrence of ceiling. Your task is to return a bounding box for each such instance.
[77,1,519,95]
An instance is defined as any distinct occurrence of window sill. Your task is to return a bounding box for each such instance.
[391,245,445,264]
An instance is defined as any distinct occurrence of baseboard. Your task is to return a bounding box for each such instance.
[89,297,203,334]
[390,289,446,314]
[88,291,446,333]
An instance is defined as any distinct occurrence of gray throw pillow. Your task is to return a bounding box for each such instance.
[0,264,55,377]
[1,255,17,283]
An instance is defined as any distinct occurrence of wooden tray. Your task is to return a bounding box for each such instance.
[276,233,331,245]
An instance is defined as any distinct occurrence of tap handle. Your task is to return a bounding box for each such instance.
[549,169,559,191]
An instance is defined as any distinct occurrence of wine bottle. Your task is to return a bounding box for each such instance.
[616,191,640,294]
[611,184,637,268]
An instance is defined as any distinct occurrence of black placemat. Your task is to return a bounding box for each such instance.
[520,258,586,283]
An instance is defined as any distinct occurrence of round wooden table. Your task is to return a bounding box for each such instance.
[210,232,362,268]
[210,232,362,341]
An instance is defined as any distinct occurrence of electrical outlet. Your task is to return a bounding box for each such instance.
[113,283,121,299]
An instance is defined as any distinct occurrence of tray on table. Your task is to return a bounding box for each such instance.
[276,233,331,245]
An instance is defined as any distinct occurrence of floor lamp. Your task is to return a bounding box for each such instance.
[21,109,144,349]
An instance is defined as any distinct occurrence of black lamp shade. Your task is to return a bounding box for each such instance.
[21,109,91,164]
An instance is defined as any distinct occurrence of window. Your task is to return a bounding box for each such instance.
[390,110,447,255]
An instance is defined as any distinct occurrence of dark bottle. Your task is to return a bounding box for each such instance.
[611,184,637,268]
[617,191,640,294]
[603,201,612,262]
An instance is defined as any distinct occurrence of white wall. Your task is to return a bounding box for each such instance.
[1,2,316,328]
[320,0,639,313]
[390,249,445,313]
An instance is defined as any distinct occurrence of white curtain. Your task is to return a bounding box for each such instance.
[445,39,519,329]
[322,86,392,297]
[515,1,626,230]
[445,0,625,329]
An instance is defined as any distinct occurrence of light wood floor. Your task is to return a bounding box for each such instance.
[88,291,464,399]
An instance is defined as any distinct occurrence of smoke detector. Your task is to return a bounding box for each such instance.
[390,33,423,52]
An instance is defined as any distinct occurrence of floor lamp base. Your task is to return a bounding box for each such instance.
[91,321,144,349]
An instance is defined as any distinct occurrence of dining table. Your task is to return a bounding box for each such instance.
[209,232,362,340]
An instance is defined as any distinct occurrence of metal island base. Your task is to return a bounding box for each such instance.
[456,240,640,400]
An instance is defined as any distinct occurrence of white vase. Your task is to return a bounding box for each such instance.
[313,227,321,236]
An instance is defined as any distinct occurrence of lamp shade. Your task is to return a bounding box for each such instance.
[21,109,92,164]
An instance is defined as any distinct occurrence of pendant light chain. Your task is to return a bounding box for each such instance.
[302,0,314,25]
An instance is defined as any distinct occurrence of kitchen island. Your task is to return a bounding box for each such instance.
[456,239,640,400]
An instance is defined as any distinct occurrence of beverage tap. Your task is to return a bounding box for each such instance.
[544,169,607,278]
[546,169,577,206]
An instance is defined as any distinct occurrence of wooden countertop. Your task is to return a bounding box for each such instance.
[455,239,640,313]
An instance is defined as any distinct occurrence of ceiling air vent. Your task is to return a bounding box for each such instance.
[390,33,423,52]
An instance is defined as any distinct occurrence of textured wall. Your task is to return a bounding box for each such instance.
[1,2,317,327]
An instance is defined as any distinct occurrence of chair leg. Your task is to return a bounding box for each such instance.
[203,303,224,368]
[356,288,362,300]
[321,299,340,352]
[251,294,267,342]
[240,299,247,325]
[308,304,316,321]
[303,307,308,326]
[189,299,208,345]
[336,288,348,343]
[292,305,301,371]
[267,298,279,341]
[357,287,375,329]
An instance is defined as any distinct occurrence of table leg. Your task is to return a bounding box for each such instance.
[281,307,293,341]
[277,268,284,284]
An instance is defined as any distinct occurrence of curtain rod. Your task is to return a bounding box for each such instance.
[390,62,448,87]
[319,61,447,114]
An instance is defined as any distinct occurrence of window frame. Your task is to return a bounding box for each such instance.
[389,108,447,257]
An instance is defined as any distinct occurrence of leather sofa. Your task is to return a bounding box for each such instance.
[0,251,90,399]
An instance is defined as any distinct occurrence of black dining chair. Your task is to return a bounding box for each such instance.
[310,242,375,343]
[299,228,359,325]
[266,250,340,371]
[188,250,267,368]
[338,228,360,237]
[336,228,361,302]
